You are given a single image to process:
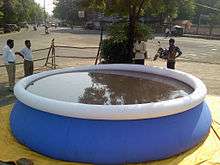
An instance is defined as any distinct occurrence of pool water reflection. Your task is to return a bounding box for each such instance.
[27,70,193,105]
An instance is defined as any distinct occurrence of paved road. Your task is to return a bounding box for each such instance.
[0,27,99,65]
[0,27,220,65]
[150,36,220,64]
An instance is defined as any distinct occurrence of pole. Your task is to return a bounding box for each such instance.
[44,0,46,25]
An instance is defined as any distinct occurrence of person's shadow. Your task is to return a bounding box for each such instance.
[0,82,16,108]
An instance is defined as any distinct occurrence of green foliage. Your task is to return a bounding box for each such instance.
[106,23,128,43]
[0,0,44,25]
[1,0,16,24]
[53,0,83,25]
[0,1,3,25]
[194,0,220,34]
[140,1,176,19]
[106,22,152,43]
[86,0,187,19]
[136,23,153,40]
[100,39,129,63]
[177,0,195,20]
[101,22,152,63]
[0,11,3,18]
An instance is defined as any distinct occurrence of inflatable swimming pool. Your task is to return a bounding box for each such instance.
[10,64,212,164]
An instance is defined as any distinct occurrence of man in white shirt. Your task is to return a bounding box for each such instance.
[2,39,16,91]
[133,39,147,65]
[16,40,33,77]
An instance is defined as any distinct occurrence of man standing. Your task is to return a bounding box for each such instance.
[16,40,33,77]
[166,38,182,69]
[45,25,49,34]
[165,28,171,38]
[133,39,147,65]
[2,39,16,91]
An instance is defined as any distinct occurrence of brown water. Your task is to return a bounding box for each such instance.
[27,70,194,105]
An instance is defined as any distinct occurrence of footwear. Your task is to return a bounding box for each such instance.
[9,87,13,92]
[0,161,16,165]
[16,158,33,165]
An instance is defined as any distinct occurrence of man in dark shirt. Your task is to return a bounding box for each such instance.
[166,38,182,69]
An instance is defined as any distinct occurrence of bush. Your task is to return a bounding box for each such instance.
[136,23,154,40]
[106,22,153,42]
[100,39,130,63]
[100,22,152,63]
[106,23,128,43]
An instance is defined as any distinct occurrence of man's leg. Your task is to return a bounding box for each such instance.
[25,60,34,76]
[24,60,28,77]
[167,61,175,69]
[6,63,15,90]
[29,61,34,75]
[172,62,176,69]
[24,60,33,77]
[135,59,144,65]
[5,65,11,87]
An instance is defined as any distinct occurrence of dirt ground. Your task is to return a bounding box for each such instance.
[0,57,219,107]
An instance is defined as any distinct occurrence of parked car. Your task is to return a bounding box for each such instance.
[11,24,21,32]
[3,24,21,33]
[3,24,12,33]
[171,25,184,37]
[85,21,101,30]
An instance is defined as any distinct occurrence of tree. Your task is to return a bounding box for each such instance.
[0,0,3,25]
[177,0,195,20]
[83,0,191,62]
[194,0,220,35]
[27,1,45,24]
[82,0,162,62]
[0,0,45,26]
[54,0,198,62]
[207,1,220,35]
[1,0,16,24]
[53,0,82,26]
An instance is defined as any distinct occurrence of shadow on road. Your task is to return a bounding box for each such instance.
[0,83,15,107]
[51,27,102,35]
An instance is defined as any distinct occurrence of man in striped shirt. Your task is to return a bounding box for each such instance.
[166,38,182,69]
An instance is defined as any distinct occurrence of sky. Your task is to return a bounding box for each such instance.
[34,0,55,15]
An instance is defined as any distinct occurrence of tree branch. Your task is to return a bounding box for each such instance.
[136,0,146,18]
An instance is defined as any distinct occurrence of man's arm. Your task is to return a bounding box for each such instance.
[144,42,148,59]
[176,47,182,58]
[133,43,136,53]
[2,49,9,64]
[15,52,24,58]
[144,51,148,59]
[142,42,148,59]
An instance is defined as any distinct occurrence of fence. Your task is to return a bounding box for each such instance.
[186,25,220,36]
[0,45,99,69]
[0,41,99,89]
[0,39,220,70]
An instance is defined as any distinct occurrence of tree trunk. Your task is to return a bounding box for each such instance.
[127,0,145,63]
[127,1,136,63]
